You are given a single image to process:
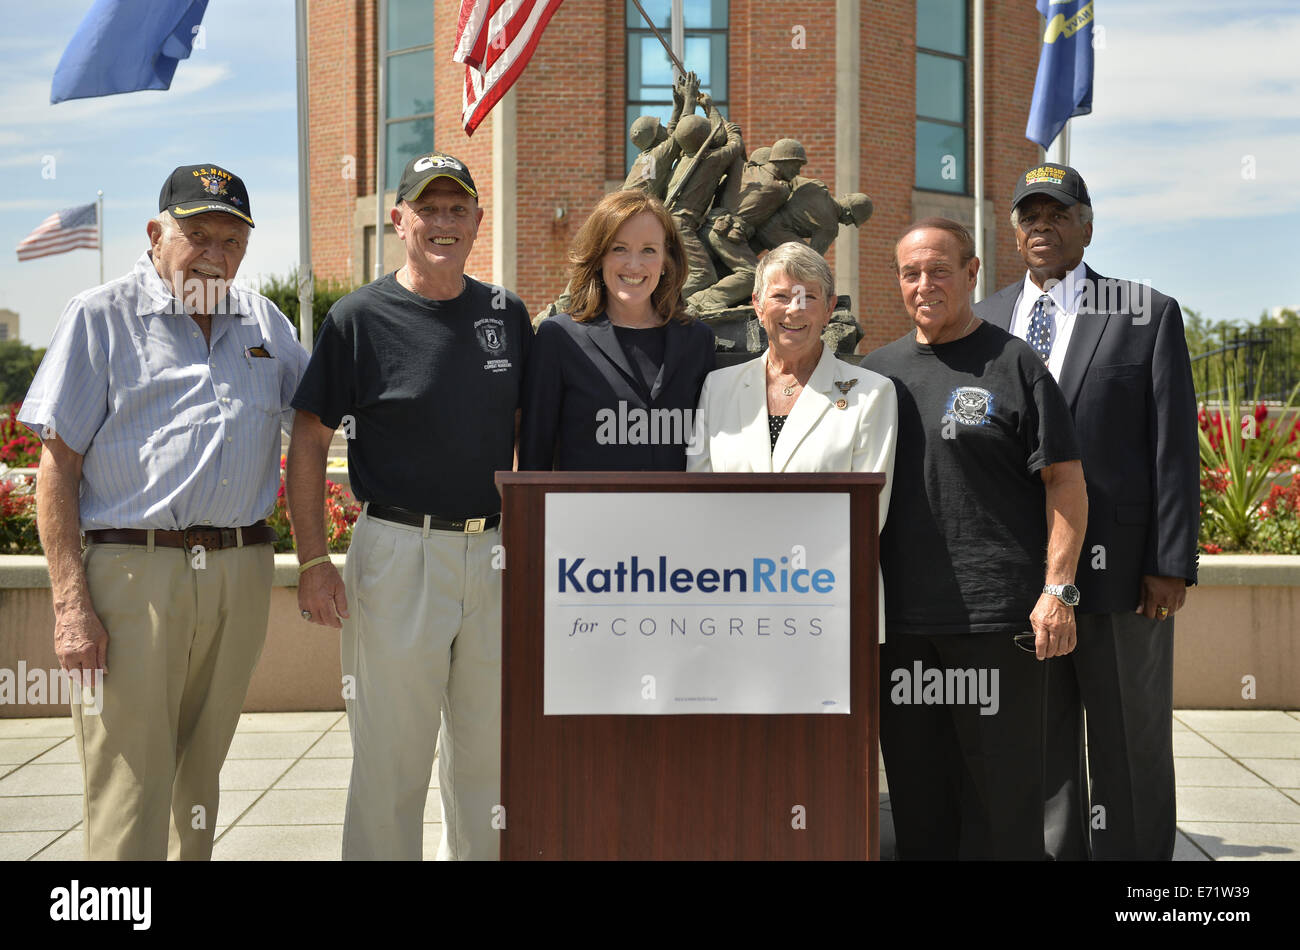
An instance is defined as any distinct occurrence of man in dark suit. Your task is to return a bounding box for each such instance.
[974,163,1200,860]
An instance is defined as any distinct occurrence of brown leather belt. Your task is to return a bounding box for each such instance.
[84,521,278,550]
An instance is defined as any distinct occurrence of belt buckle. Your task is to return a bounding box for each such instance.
[464,518,486,534]
[183,526,224,551]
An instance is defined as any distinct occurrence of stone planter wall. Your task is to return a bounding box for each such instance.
[2,554,1298,716]
[1,554,344,717]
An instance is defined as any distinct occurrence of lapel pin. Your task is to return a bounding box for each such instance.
[835,398,847,410]
[834,379,856,409]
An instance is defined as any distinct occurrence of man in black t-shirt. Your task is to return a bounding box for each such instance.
[286,152,532,861]
[861,218,1088,860]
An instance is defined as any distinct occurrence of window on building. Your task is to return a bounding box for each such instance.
[915,0,968,194]
[384,0,435,189]
[625,0,729,171]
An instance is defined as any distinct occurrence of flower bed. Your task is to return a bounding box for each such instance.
[1198,398,1300,555]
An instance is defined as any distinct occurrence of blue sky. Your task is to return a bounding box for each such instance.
[2,0,1299,348]
[0,0,298,348]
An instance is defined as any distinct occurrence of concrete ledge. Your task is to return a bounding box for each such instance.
[5,553,1298,587]
[0,553,343,588]
[1197,555,1300,587]
[2,555,1298,713]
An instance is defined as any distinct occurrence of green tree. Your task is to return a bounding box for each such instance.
[259,271,357,343]
[0,340,45,404]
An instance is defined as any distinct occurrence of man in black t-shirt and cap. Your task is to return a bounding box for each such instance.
[287,151,532,860]
[861,217,1088,860]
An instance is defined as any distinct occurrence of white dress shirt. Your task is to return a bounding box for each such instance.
[1008,260,1088,382]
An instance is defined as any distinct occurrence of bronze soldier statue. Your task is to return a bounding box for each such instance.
[690,138,808,312]
[624,71,699,200]
[753,178,873,256]
[663,91,746,299]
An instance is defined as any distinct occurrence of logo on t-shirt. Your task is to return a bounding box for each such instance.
[946,386,994,426]
[474,316,512,373]
[475,317,506,354]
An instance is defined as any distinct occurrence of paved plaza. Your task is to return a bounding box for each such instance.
[1,709,1297,860]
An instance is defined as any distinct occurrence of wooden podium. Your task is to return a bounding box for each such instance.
[495,472,883,860]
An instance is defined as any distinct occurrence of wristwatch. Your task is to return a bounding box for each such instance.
[1043,583,1081,607]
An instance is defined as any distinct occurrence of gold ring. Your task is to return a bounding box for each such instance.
[1156,606,1169,618]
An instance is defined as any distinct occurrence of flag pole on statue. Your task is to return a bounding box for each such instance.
[628,0,687,77]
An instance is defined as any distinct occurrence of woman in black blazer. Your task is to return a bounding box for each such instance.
[519,190,716,471]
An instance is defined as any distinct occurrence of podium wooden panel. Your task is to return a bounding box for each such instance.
[495,472,882,860]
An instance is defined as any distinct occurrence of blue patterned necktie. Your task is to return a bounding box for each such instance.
[1027,294,1055,361]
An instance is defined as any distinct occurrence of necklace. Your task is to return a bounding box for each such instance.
[771,368,800,397]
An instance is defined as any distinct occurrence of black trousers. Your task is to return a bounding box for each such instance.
[880,630,1049,860]
[1043,611,1177,860]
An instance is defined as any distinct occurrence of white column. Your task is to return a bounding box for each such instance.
[492,87,518,289]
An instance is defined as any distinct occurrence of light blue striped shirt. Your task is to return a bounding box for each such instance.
[18,251,309,531]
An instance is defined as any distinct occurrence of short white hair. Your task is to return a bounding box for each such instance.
[152,210,181,234]
[754,242,834,304]
[1010,202,1093,229]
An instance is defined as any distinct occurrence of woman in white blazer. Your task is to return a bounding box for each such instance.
[687,242,897,635]
[687,243,897,503]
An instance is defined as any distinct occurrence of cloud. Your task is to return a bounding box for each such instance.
[0,63,236,132]
[1069,5,1300,227]
[1088,8,1300,126]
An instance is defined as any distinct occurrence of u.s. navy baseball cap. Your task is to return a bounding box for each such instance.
[396,151,478,203]
[159,164,254,227]
[1012,162,1091,210]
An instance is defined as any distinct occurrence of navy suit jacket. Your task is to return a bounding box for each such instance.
[518,311,716,471]
[974,266,1200,613]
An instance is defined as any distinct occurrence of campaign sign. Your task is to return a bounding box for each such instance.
[544,492,851,714]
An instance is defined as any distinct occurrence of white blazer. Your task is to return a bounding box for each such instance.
[688,344,898,638]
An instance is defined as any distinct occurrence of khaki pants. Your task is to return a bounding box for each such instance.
[340,509,502,861]
[74,541,273,860]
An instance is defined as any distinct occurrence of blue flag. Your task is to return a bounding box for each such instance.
[51,0,209,104]
[1025,0,1094,149]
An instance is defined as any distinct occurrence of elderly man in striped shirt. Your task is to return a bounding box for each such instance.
[18,164,308,860]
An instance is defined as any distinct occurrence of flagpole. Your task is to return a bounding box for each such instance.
[96,189,104,284]
[972,0,986,302]
[374,0,388,280]
[295,0,313,349]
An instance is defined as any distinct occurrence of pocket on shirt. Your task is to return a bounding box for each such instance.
[244,355,283,415]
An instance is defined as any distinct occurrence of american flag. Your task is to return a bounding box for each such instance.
[454,0,564,135]
[16,202,98,261]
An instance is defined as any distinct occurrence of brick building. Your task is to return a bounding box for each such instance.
[306,0,1041,353]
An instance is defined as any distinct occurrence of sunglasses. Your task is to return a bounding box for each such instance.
[1013,632,1038,655]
